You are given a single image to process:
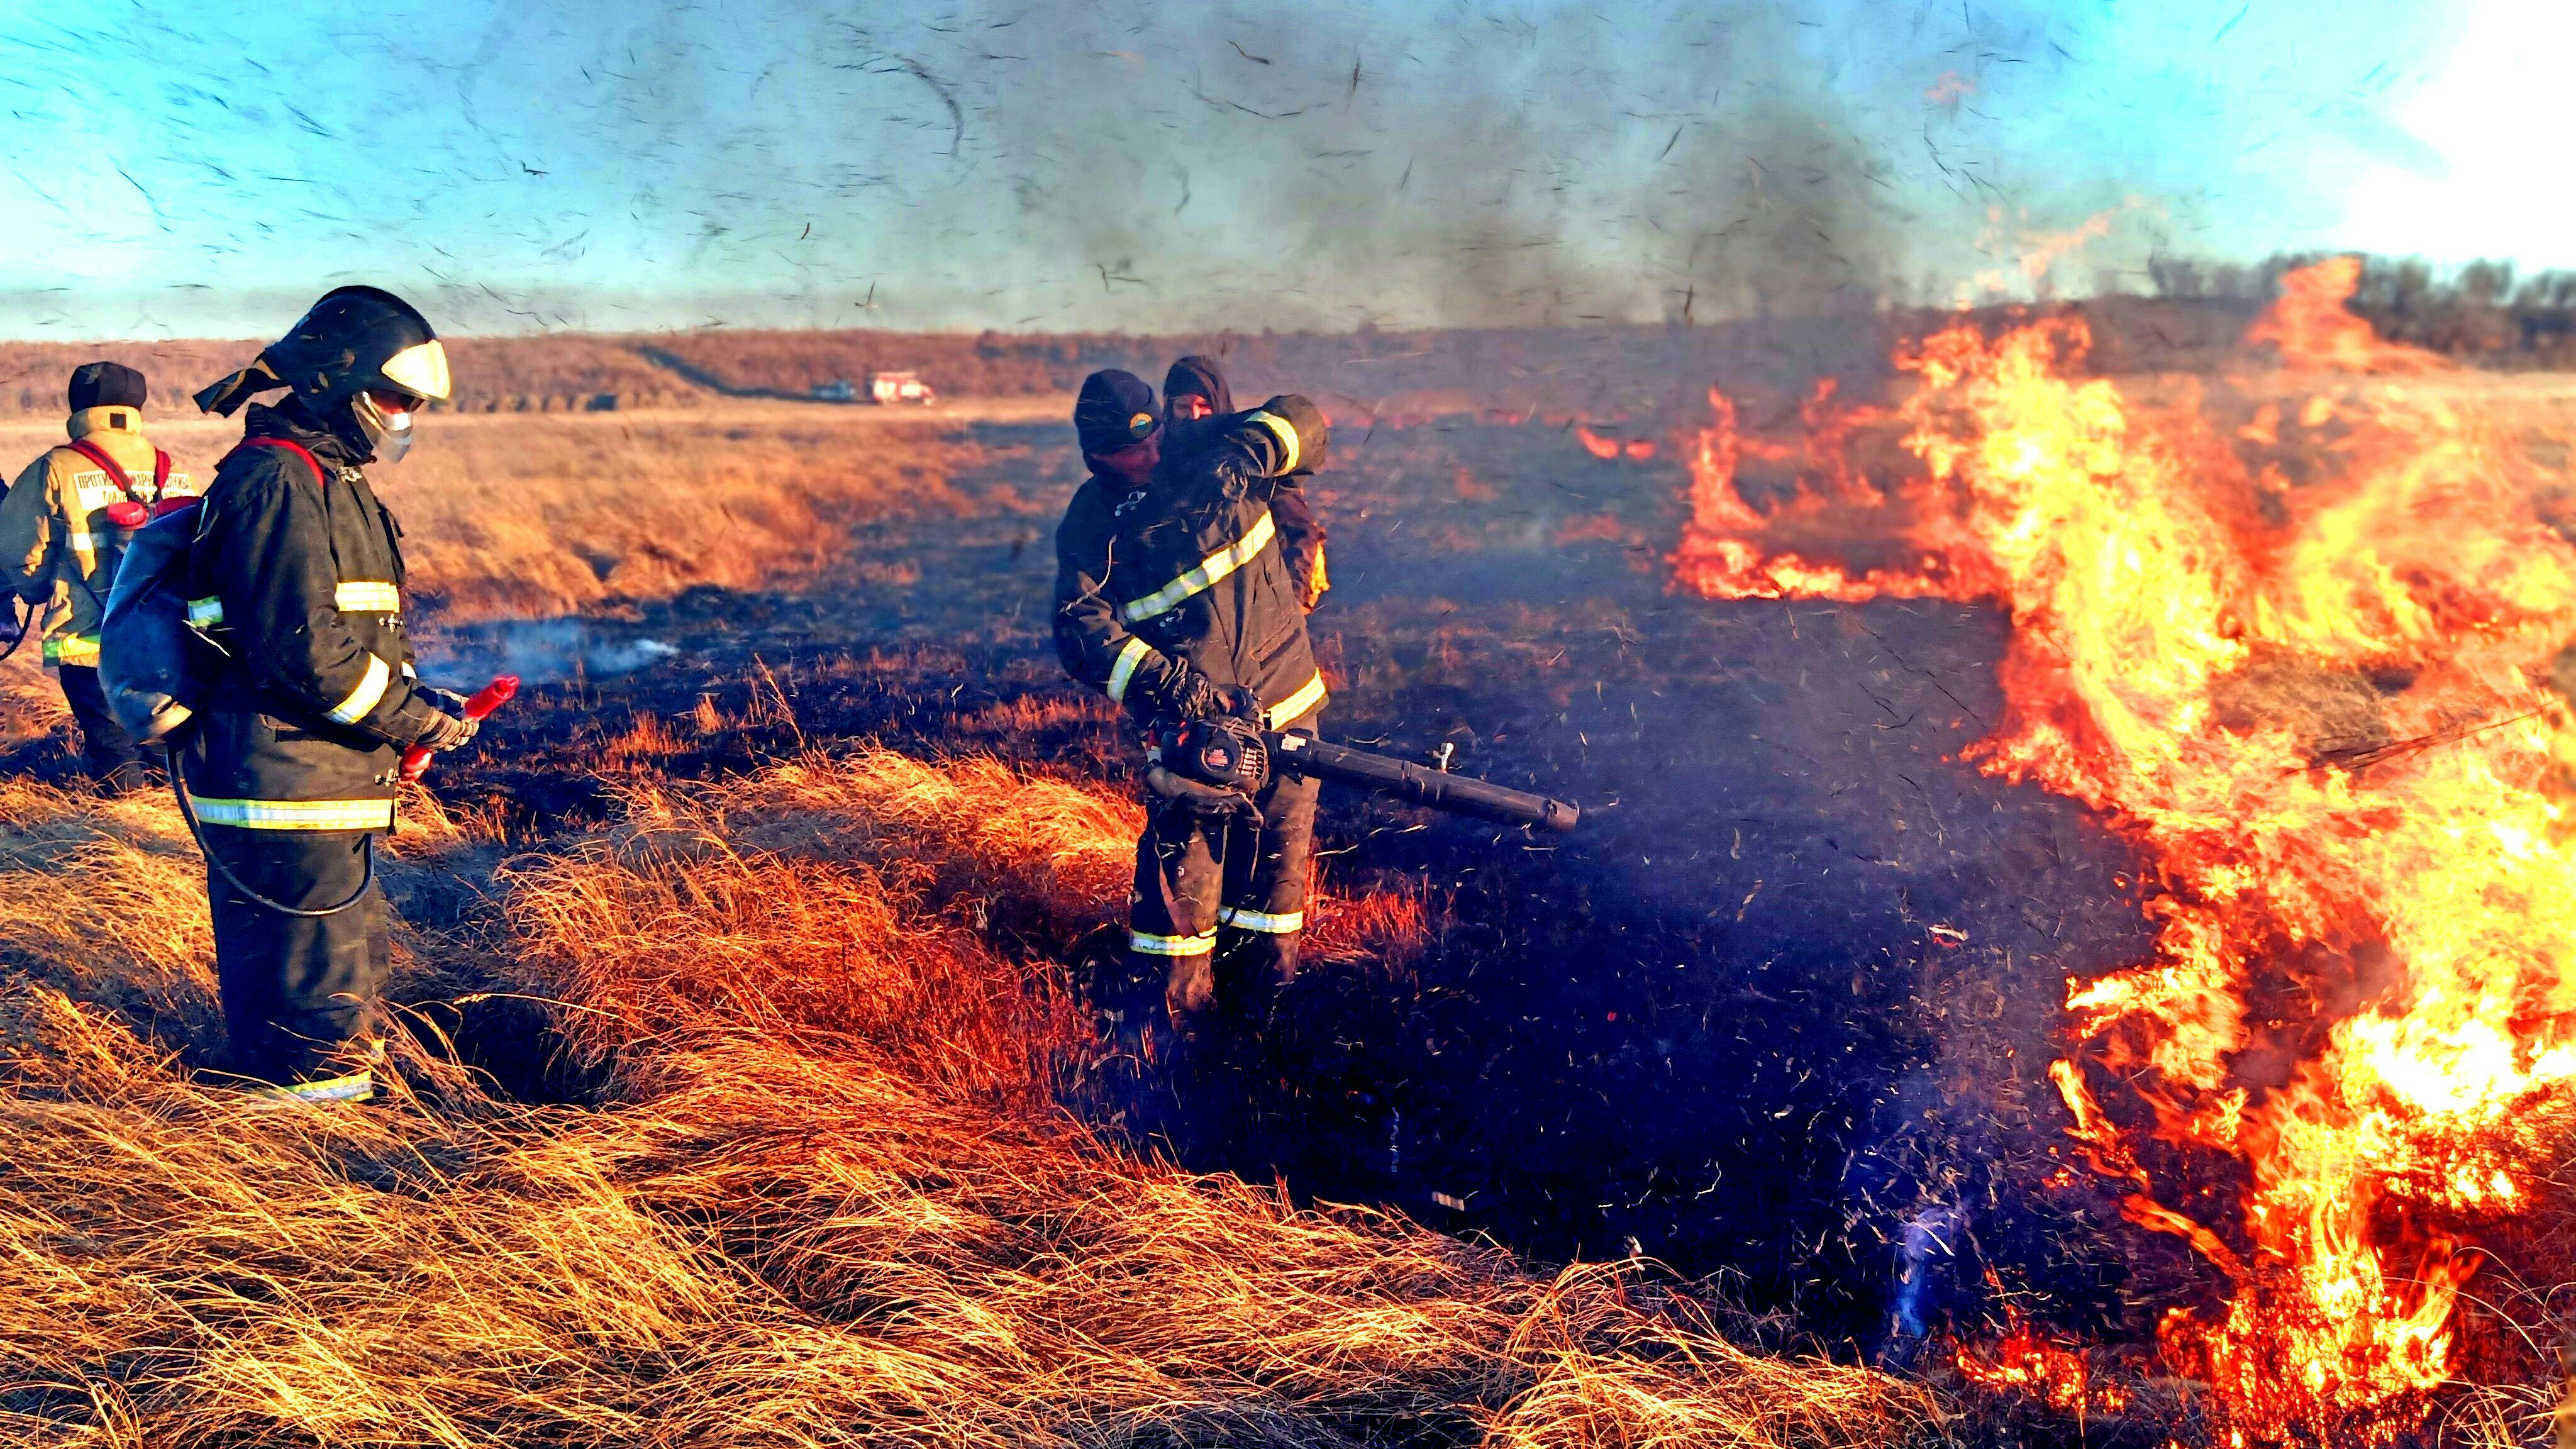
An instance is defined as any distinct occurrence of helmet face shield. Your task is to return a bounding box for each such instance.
[379,340,451,402]
[352,389,420,464]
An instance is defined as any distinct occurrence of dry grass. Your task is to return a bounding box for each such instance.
[0,747,1938,1447]
[0,402,1048,624]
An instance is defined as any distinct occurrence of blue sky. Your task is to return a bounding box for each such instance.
[0,0,2524,337]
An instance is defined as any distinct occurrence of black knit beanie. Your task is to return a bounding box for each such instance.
[1074,369,1160,455]
[69,361,147,412]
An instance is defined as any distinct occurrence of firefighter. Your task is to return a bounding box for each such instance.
[0,362,199,792]
[1163,355,1328,613]
[184,287,480,1104]
[1055,368,1332,1062]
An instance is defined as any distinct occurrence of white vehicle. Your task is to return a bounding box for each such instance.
[868,371,937,405]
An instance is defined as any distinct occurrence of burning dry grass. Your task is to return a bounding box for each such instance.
[0,749,1932,1446]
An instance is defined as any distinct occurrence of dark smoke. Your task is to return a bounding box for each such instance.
[0,0,2472,336]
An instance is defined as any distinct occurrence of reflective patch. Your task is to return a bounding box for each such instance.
[162,474,201,498]
[380,340,452,400]
[243,1070,375,1105]
[1128,929,1216,958]
[324,654,391,725]
[1119,510,1277,623]
[74,482,124,513]
[64,530,95,554]
[334,581,400,613]
[186,597,225,628]
[43,634,99,666]
[1218,906,1304,934]
[1263,670,1328,728]
[1245,410,1301,474]
[190,796,396,831]
[1105,636,1154,704]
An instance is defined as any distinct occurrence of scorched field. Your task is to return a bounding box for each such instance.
[2,282,2573,1446]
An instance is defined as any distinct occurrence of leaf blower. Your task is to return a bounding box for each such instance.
[1146,714,1580,831]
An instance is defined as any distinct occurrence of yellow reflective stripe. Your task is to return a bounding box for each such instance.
[1219,906,1304,934]
[334,581,400,613]
[1245,410,1301,475]
[190,797,396,831]
[43,635,99,665]
[1128,929,1217,958]
[1119,511,1277,624]
[186,597,225,627]
[1263,670,1328,728]
[245,1070,375,1105]
[1105,636,1155,704]
[323,655,392,726]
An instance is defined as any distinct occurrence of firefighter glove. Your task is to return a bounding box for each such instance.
[1144,762,1260,823]
[420,686,472,716]
[1255,394,1330,475]
[413,710,479,752]
[1159,660,1227,722]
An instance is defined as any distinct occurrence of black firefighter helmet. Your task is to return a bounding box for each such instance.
[195,286,452,463]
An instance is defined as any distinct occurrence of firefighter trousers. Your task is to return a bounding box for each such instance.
[207,828,389,1087]
[1124,764,1320,1033]
[57,665,143,787]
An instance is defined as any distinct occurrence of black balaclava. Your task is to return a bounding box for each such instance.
[69,362,147,413]
[1074,369,1160,457]
[1162,355,1233,416]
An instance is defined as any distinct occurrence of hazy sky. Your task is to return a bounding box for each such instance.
[0,0,2528,337]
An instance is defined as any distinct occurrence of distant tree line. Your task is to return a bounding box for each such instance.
[2142,253,2576,367]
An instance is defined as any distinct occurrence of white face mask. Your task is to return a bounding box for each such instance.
[351,391,418,464]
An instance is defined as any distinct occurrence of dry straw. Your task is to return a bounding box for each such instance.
[0,752,1936,1446]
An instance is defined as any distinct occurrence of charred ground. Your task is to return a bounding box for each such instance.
[18,310,2572,1442]
[374,397,2168,1368]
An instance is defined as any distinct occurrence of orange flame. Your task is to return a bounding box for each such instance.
[2248,257,2449,376]
[1575,423,1659,461]
[1955,1309,2131,1416]
[1672,262,2576,1442]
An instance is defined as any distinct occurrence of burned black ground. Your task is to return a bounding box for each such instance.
[383,413,2184,1378]
[0,406,2187,1425]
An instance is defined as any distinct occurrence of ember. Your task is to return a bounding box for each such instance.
[1673,260,2576,1443]
[1953,1308,2130,1416]
[1575,422,1658,460]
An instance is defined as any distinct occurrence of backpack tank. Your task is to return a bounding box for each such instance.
[99,504,209,744]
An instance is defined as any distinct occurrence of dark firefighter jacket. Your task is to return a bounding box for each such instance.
[1056,408,1326,729]
[179,399,446,831]
[1269,480,1328,609]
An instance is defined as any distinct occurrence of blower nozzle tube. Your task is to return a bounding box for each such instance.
[1270,733,1580,831]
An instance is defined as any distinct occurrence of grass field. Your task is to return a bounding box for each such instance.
[4,336,2576,1443]
[0,382,1960,1446]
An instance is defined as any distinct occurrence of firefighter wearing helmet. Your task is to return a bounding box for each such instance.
[183,286,480,1104]
[0,361,199,793]
[1053,367,1333,1070]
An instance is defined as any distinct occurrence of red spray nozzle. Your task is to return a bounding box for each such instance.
[398,674,519,782]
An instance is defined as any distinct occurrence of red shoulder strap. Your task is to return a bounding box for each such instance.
[61,438,138,496]
[225,436,329,488]
[153,449,170,491]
